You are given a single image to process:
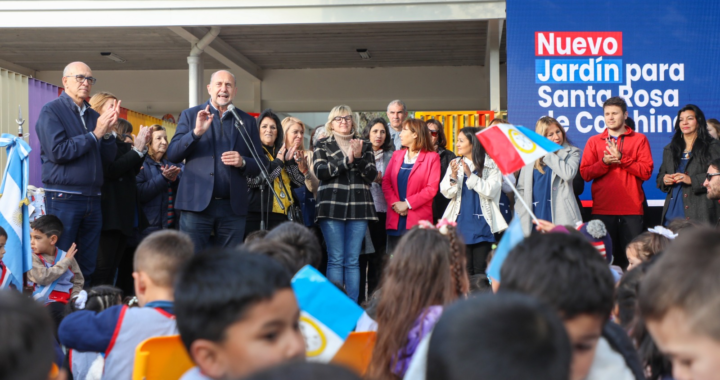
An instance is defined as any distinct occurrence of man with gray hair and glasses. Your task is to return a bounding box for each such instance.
[36,61,118,284]
[386,99,408,150]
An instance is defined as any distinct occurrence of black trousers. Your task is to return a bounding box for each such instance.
[466,241,494,276]
[94,230,128,286]
[591,214,644,270]
[360,212,386,304]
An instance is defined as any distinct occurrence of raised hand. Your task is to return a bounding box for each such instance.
[194,105,214,136]
[295,150,308,173]
[461,159,472,177]
[350,139,363,158]
[285,144,298,162]
[134,125,151,151]
[450,159,459,179]
[276,144,287,162]
[66,243,78,260]
[605,138,622,161]
[162,165,181,181]
[95,99,122,139]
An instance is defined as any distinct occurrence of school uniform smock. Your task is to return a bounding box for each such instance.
[456,171,494,244]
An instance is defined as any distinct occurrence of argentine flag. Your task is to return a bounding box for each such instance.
[0,134,32,290]
[476,124,562,175]
[292,266,364,362]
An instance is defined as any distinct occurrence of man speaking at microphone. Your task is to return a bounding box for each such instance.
[167,70,265,251]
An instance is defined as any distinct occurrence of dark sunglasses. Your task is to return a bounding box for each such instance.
[706,173,720,181]
[429,130,438,137]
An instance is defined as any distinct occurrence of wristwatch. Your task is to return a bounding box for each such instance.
[103,133,113,140]
[450,178,458,184]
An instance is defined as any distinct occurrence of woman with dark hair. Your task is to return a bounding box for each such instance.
[367,225,468,380]
[245,109,306,236]
[382,119,441,252]
[426,119,456,223]
[440,127,507,275]
[359,117,393,303]
[657,104,720,226]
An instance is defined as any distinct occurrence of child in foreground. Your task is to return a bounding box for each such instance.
[640,227,720,380]
[368,223,468,380]
[0,290,62,380]
[625,226,673,271]
[59,230,193,380]
[499,232,644,380]
[176,250,305,380]
[66,285,124,380]
[28,215,84,329]
[427,292,571,380]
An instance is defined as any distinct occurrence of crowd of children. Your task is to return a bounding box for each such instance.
[1,207,720,380]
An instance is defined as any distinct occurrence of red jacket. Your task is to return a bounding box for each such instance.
[382,150,440,230]
[580,127,653,215]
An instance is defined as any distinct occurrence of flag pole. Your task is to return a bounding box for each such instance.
[503,175,540,226]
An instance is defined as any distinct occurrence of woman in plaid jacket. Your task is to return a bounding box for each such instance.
[313,105,378,302]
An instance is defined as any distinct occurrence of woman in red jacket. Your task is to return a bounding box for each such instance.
[382,118,441,253]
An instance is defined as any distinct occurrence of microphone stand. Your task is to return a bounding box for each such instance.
[229,108,284,231]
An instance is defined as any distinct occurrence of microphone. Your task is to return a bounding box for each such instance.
[227,104,245,129]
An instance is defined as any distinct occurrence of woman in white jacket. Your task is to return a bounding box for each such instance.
[516,116,582,236]
[440,127,508,275]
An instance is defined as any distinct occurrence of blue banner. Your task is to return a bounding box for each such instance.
[507,0,720,203]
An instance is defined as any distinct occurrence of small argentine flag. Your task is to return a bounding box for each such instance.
[292,265,364,362]
[476,124,562,175]
[0,134,32,291]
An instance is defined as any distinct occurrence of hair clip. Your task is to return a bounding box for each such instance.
[418,220,435,229]
[647,226,678,240]
[436,219,457,235]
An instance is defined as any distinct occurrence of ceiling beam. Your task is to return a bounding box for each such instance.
[168,26,262,81]
[0,1,506,28]
[0,58,36,77]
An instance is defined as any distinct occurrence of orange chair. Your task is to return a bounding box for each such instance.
[132,335,194,380]
[331,332,377,375]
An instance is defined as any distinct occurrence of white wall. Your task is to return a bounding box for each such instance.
[36,64,506,119]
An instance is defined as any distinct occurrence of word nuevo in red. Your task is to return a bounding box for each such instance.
[535,32,623,57]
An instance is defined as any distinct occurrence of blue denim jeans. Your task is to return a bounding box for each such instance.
[180,199,246,253]
[45,192,102,286]
[318,218,368,302]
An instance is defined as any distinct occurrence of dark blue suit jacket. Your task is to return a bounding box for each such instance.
[167,100,265,216]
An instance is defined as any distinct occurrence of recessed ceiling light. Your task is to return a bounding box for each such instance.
[356,49,371,60]
[100,52,126,63]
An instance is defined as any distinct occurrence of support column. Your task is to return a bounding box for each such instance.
[485,19,503,113]
[188,55,204,107]
[186,26,221,108]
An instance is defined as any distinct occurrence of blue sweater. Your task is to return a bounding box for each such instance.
[136,155,182,233]
[36,92,117,196]
[58,301,174,352]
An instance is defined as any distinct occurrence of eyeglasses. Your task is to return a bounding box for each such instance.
[429,130,438,137]
[64,75,97,85]
[706,173,720,181]
[333,116,353,123]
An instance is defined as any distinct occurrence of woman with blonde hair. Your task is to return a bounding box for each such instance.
[314,105,377,302]
[516,116,582,236]
[88,92,151,287]
[136,124,182,238]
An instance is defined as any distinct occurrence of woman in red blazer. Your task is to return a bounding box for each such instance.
[382,118,441,252]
